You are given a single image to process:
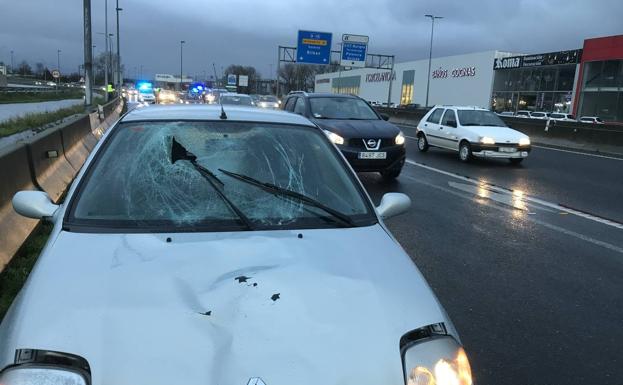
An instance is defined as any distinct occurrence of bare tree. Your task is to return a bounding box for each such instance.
[17,60,33,76]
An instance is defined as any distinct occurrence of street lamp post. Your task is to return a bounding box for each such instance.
[116,1,122,92]
[10,50,14,74]
[57,49,61,89]
[180,40,185,90]
[424,14,443,108]
[104,0,109,101]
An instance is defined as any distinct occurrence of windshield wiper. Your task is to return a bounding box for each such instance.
[170,137,255,230]
[218,168,356,228]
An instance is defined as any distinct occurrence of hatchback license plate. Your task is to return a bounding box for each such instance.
[359,152,387,159]
[499,147,517,153]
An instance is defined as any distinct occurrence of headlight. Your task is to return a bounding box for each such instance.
[395,132,406,145]
[519,137,530,146]
[0,367,88,385]
[324,130,345,145]
[260,102,267,107]
[480,136,495,145]
[404,336,473,385]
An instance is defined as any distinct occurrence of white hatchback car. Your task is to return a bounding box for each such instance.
[416,106,532,164]
[1,105,473,385]
[549,113,575,121]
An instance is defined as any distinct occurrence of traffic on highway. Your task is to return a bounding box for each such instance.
[1,2,623,385]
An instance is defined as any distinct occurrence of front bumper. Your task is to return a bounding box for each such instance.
[470,143,531,159]
[339,144,406,172]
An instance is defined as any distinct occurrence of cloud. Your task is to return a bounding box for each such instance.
[1,0,621,78]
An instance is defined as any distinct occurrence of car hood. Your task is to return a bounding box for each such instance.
[314,118,400,138]
[0,226,450,385]
[465,125,528,142]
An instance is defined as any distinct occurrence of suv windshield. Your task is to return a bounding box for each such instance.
[309,97,379,120]
[67,121,374,231]
[457,110,507,127]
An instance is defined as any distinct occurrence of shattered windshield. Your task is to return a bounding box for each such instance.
[67,121,375,230]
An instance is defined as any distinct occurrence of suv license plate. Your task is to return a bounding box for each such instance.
[359,152,387,159]
[499,147,517,153]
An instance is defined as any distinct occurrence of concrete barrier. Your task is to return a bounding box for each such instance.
[0,98,123,273]
[61,114,96,170]
[26,126,77,203]
[0,144,39,269]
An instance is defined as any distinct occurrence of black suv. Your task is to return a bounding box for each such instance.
[282,92,406,179]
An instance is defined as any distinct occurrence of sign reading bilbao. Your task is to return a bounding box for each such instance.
[365,71,396,82]
[432,66,476,79]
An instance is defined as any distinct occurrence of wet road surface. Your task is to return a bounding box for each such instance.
[359,128,623,385]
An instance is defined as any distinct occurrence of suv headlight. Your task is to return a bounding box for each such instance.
[395,132,406,145]
[324,130,345,145]
[479,136,495,145]
[0,367,88,385]
[404,336,473,385]
[519,137,530,146]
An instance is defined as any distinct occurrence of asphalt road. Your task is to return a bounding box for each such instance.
[359,129,623,385]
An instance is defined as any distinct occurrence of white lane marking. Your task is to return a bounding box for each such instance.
[531,145,623,161]
[405,159,623,230]
[406,135,418,140]
[404,175,623,255]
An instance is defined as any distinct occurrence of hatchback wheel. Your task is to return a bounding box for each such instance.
[417,134,429,152]
[459,141,472,162]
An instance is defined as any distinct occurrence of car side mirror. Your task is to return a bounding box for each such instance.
[12,191,59,220]
[447,120,457,128]
[376,193,411,220]
[381,114,390,121]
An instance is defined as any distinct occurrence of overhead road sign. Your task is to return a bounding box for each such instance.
[297,30,332,64]
[341,34,368,68]
[227,74,237,86]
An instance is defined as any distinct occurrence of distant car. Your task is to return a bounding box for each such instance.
[205,88,230,104]
[257,95,280,109]
[529,111,549,120]
[549,113,575,121]
[381,102,397,108]
[4,105,472,385]
[579,116,605,124]
[515,110,531,118]
[416,105,531,164]
[397,103,421,110]
[139,91,156,104]
[282,92,406,179]
[496,111,514,117]
[157,89,177,104]
[46,81,56,87]
[219,93,254,106]
[249,94,260,104]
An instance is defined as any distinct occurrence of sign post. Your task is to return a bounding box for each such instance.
[340,34,368,68]
[296,30,332,64]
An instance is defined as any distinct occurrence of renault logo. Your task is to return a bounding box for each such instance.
[247,378,267,385]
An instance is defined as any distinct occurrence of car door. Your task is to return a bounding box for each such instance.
[439,109,460,150]
[283,96,296,112]
[422,107,445,147]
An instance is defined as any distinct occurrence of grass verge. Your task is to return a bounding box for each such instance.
[0,222,53,322]
[0,90,85,104]
[0,96,104,138]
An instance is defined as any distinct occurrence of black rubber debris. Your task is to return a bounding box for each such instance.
[235,275,251,283]
[297,233,303,239]
[271,293,280,302]
[166,237,172,243]
[198,311,212,316]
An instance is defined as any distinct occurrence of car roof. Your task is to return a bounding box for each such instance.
[432,105,488,111]
[292,93,359,99]
[121,105,316,127]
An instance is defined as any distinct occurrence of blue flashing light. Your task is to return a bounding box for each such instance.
[137,81,153,91]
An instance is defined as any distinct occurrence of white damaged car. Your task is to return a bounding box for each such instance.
[416,105,532,164]
[1,105,473,385]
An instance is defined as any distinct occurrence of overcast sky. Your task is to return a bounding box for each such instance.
[1,0,621,79]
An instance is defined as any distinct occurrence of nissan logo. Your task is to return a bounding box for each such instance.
[367,139,376,147]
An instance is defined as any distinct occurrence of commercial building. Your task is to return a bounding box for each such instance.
[314,34,623,122]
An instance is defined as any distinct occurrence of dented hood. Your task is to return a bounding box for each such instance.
[0,225,451,385]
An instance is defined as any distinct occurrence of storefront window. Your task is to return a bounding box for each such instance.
[580,91,620,121]
[540,68,556,91]
[600,60,621,88]
[556,66,575,91]
[400,70,415,105]
[331,75,361,95]
[583,62,602,90]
